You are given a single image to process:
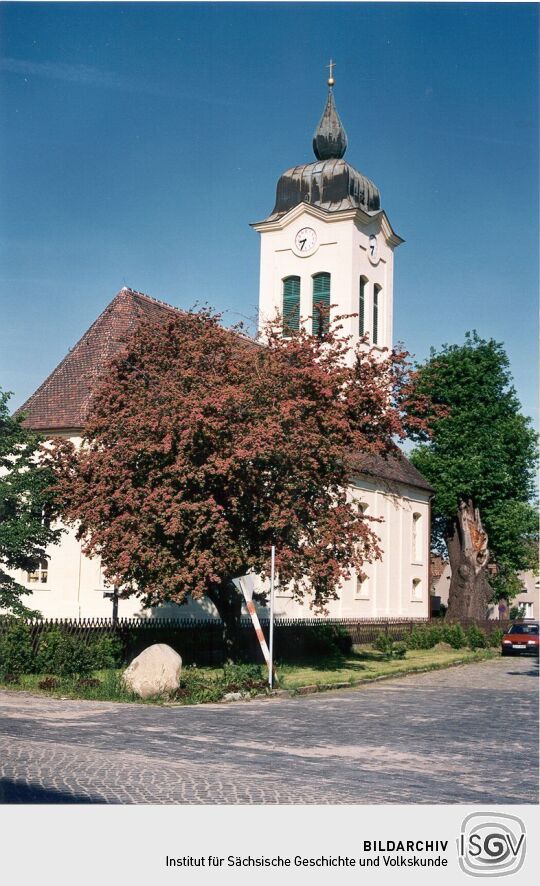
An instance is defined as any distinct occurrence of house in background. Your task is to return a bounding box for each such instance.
[430,555,538,619]
[10,75,434,621]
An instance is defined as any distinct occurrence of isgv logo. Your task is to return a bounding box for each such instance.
[458,813,526,877]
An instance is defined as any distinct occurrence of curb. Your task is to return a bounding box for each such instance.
[263,650,499,700]
[0,650,499,707]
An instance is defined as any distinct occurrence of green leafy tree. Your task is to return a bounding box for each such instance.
[0,388,60,616]
[410,333,538,618]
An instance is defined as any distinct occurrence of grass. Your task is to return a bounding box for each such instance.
[276,645,498,691]
[0,669,143,703]
[0,645,499,704]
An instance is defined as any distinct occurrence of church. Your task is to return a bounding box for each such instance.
[13,71,433,621]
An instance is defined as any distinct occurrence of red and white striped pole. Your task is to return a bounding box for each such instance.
[239,546,276,689]
[239,578,272,677]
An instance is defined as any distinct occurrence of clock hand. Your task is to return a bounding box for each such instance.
[299,239,307,250]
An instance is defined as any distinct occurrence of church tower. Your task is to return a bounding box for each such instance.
[252,65,403,352]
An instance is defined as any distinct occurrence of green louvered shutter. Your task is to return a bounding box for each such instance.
[312,272,330,337]
[282,276,300,333]
[373,284,381,345]
[359,276,367,336]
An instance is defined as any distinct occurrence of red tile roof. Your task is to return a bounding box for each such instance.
[430,554,448,579]
[18,286,433,492]
[18,288,181,431]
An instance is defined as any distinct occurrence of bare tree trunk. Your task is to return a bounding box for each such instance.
[207,578,243,663]
[446,499,492,619]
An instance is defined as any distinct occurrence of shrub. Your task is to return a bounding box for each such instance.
[0,620,34,676]
[88,634,123,669]
[404,625,442,650]
[373,632,392,654]
[466,624,487,650]
[440,623,467,649]
[488,628,504,647]
[373,633,407,659]
[36,629,93,677]
[302,624,353,658]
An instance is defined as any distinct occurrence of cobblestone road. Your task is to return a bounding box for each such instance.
[0,657,537,804]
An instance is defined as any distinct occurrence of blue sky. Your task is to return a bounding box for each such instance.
[1,2,538,426]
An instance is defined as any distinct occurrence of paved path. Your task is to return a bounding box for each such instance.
[0,657,537,804]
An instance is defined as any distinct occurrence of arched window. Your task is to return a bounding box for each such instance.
[282,276,300,333]
[412,512,422,562]
[373,284,381,345]
[355,571,370,600]
[312,272,330,337]
[359,276,368,336]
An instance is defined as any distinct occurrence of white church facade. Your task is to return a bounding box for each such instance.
[10,74,433,622]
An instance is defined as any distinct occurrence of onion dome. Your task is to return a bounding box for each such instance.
[266,64,381,221]
[270,158,380,219]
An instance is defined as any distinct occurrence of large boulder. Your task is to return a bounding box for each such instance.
[122,644,182,699]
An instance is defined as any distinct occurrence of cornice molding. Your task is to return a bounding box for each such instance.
[252,204,404,247]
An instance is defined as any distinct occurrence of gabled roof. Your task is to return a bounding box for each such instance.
[430,554,448,578]
[18,288,182,431]
[347,448,435,494]
[18,286,433,493]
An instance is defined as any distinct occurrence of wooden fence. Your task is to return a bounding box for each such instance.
[0,615,508,666]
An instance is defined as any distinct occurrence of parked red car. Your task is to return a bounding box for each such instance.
[501,620,539,656]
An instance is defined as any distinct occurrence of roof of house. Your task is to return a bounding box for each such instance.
[430,554,448,579]
[347,448,434,494]
[17,286,433,492]
[17,287,181,431]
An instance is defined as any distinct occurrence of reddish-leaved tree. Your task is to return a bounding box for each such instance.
[50,309,432,654]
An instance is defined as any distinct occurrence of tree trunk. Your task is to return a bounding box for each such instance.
[445,499,492,620]
[207,578,243,663]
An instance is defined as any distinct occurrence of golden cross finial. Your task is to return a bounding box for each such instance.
[327,58,335,87]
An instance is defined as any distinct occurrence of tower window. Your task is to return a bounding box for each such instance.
[412,578,422,601]
[373,284,381,345]
[359,276,367,336]
[312,272,331,337]
[282,276,300,333]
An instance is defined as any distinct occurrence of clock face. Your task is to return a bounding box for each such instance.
[368,234,379,262]
[294,227,318,255]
